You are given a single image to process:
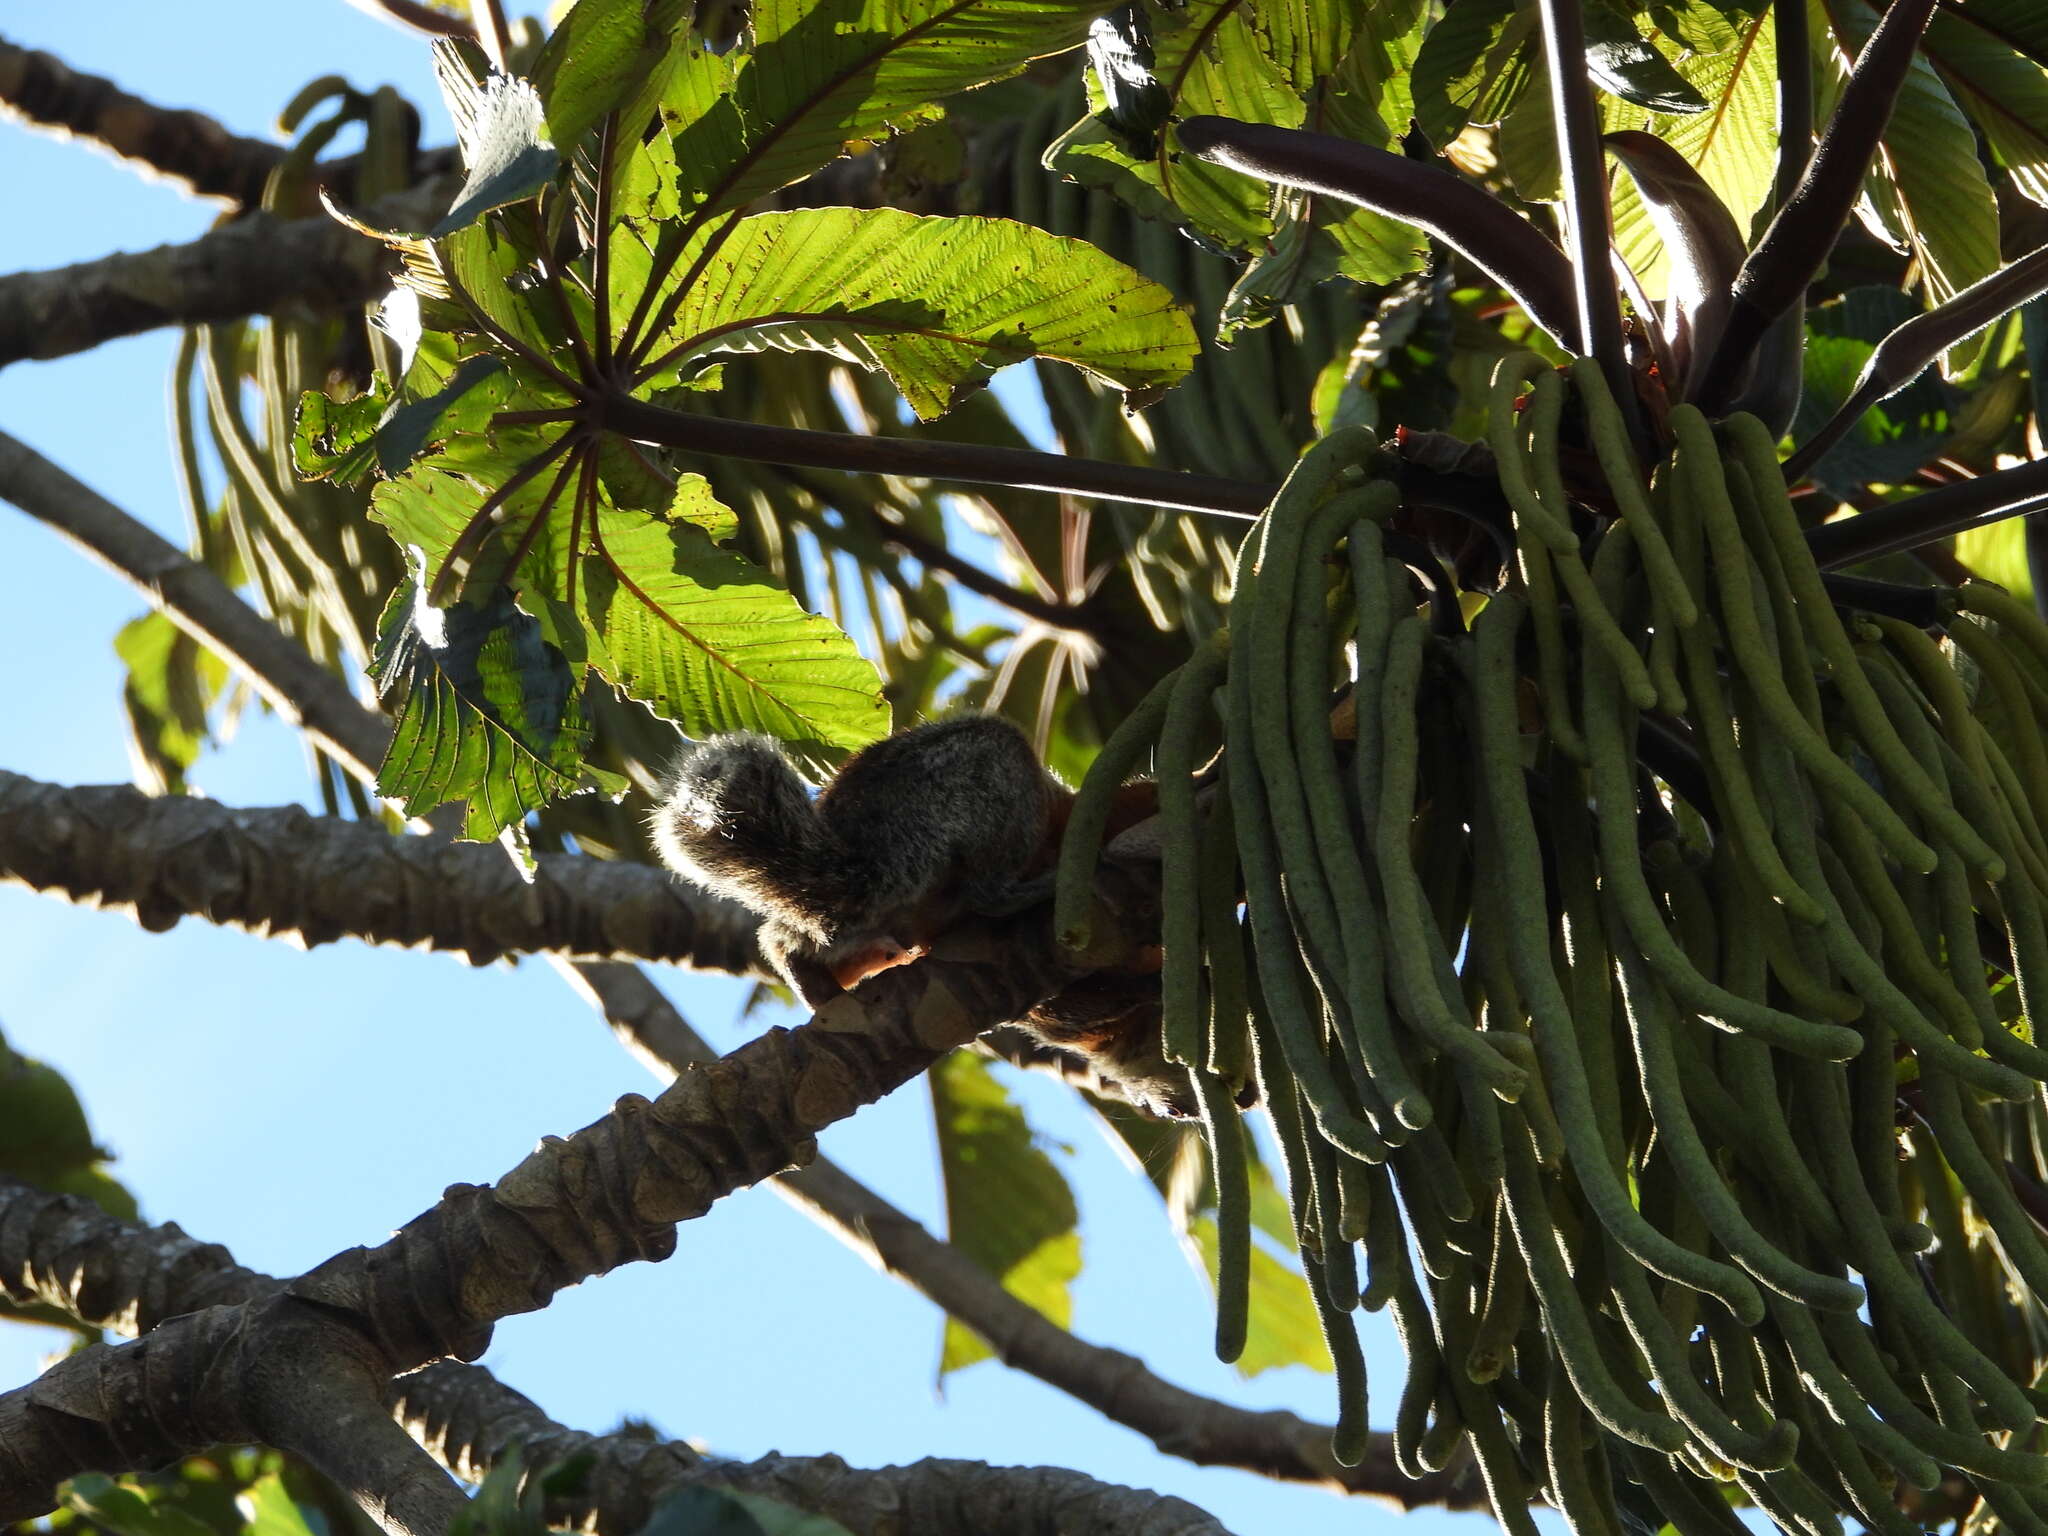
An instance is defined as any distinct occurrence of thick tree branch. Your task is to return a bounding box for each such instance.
[0,1183,1234,1536]
[398,1362,1232,1536]
[0,36,286,206]
[0,177,451,368]
[0,911,1122,1522]
[564,962,1483,1508]
[0,769,765,972]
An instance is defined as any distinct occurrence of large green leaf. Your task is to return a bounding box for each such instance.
[1605,7,1778,301]
[626,208,1199,419]
[1411,0,1538,145]
[115,611,227,796]
[575,485,889,759]
[1051,0,1306,251]
[530,0,690,150]
[1923,6,2048,207]
[1793,286,1955,498]
[1814,0,2003,374]
[930,1053,1081,1376]
[1950,0,2048,66]
[653,0,1116,225]
[371,582,590,840]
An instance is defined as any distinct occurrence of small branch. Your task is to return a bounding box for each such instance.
[1785,242,2048,478]
[1698,0,1941,408]
[1173,116,1584,352]
[559,962,1481,1507]
[1807,456,2048,568]
[592,393,1273,519]
[397,1362,1238,1536]
[0,432,391,780]
[342,0,476,40]
[1537,0,1631,409]
[0,36,285,206]
[0,177,452,367]
[1771,0,1814,212]
[0,770,766,973]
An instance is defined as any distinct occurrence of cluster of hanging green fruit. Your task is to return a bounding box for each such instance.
[1059,356,2048,1536]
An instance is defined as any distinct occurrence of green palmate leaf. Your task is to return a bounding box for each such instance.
[1245,0,1363,91]
[430,45,560,238]
[625,207,1199,419]
[1794,286,1954,498]
[1411,0,1537,145]
[292,377,390,488]
[647,0,1112,225]
[530,0,689,150]
[930,1053,1081,1376]
[115,611,227,795]
[1922,6,2048,207]
[574,483,889,759]
[1317,20,1433,285]
[1051,0,1306,251]
[1952,0,2048,65]
[1815,0,2002,374]
[1603,7,1777,302]
[373,356,512,479]
[371,427,575,600]
[1586,0,1712,112]
[371,582,590,839]
[236,1476,320,1536]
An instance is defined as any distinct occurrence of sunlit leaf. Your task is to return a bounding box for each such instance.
[530,0,689,150]
[931,1053,1080,1376]
[625,208,1199,419]
[1815,0,2002,374]
[1605,7,1777,302]
[1411,0,1537,145]
[371,582,589,839]
[1923,5,2048,207]
[115,612,226,796]
[430,45,560,237]
[575,485,890,760]
[656,0,1111,224]
[1794,286,1954,498]
[1051,0,1305,251]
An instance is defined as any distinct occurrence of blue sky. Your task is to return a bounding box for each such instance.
[0,9,1520,1535]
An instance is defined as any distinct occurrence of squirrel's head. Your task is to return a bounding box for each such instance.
[651,734,816,890]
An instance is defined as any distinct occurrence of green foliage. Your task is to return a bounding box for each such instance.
[929,1053,1080,1375]
[636,1487,855,1536]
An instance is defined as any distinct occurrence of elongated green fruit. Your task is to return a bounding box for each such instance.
[1670,405,1938,873]
[1375,615,1529,1096]
[1466,597,1765,1311]
[1225,504,1388,1162]
[1608,935,1864,1309]
[1054,663,1175,952]
[1515,369,1660,708]
[1158,633,1230,1067]
[1499,1118,1686,1451]
[1278,491,1428,1127]
[1488,354,1578,550]
[1568,357,1697,627]
[1190,1066,1250,1364]
[1725,416,2002,877]
[1251,1008,1371,1465]
[1580,536,1863,1058]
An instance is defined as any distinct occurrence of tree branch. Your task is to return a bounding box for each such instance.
[561,962,1482,1507]
[0,1181,1236,1536]
[0,769,765,973]
[0,908,1123,1523]
[0,35,286,206]
[0,177,451,368]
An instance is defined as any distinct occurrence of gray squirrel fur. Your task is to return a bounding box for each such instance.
[652,714,1196,1117]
